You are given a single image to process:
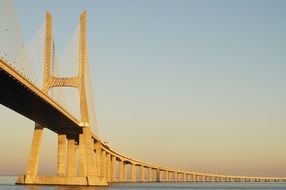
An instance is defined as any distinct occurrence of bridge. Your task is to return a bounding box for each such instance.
[0,0,285,186]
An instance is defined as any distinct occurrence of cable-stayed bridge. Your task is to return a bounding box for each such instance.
[0,0,285,186]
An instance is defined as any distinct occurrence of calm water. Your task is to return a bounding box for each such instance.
[1,176,286,190]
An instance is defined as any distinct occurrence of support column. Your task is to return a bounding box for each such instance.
[123,163,127,182]
[110,156,116,182]
[106,153,111,182]
[166,171,169,182]
[183,173,187,182]
[21,12,49,184]
[95,142,101,178]
[156,168,160,182]
[26,125,44,182]
[148,167,152,182]
[101,150,107,179]
[141,165,145,182]
[78,133,86,176]
[174,172,178,182]
[78,11,97,184]
[67,138,76,176]
[83,127,96,177]
[131,164,136,182]
[202,175,206,182]
[119,160,124,182]
[214,177,218,182]
[57,134,66,176]
[221,177,224,182]
[192,174,196,182]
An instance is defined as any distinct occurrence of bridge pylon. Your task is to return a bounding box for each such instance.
[16,11,107,186]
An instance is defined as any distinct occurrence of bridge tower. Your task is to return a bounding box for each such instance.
[16,11,106,186]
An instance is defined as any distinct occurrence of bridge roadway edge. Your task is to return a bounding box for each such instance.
[0,58,82,141]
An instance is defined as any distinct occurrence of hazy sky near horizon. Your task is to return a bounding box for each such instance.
[1,0,286,177]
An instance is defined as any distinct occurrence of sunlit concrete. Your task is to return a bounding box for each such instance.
[0,7,285,187]
[57,134,66,177]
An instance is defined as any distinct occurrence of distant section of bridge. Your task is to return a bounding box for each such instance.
[0,0,285,186]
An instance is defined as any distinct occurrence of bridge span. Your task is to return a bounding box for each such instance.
[0,1,285,186]
[0,58,81,140]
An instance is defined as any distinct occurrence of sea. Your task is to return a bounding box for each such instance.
[1,176,286,190]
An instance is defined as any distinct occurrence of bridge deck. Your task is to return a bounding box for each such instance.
[0,59,82,140]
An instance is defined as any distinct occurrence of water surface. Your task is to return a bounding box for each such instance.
[1,176,286,190]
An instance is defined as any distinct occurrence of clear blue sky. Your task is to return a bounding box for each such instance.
[1,0,286,177]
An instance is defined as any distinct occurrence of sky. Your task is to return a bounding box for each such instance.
[0,0,286,177]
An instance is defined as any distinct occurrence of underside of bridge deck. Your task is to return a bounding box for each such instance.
[0,66,82,140]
